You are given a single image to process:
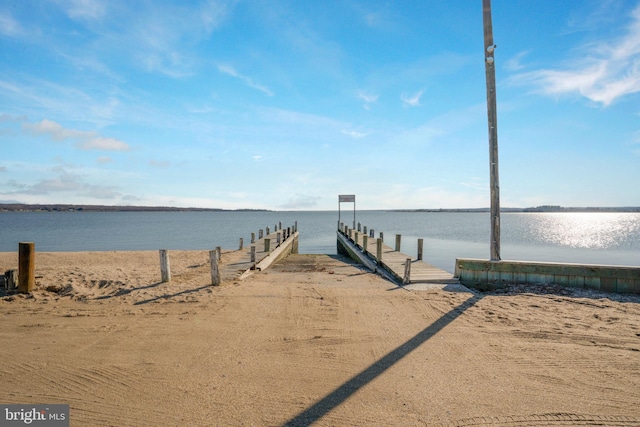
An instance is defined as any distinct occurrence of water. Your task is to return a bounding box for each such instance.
[1,210,639,273]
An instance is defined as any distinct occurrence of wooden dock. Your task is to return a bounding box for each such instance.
[336,228,460,286]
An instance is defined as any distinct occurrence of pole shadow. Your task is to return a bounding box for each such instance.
[283,293,483,426]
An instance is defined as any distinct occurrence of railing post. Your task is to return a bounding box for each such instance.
[403,258,411,285]
[159,249,171,282]
[18,242,35,293]
[376,238,383,262]
[395,234,401,251]
[209,250,220,286]
[417,239,424,261]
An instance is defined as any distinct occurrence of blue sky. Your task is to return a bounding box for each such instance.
[1,0,639,210]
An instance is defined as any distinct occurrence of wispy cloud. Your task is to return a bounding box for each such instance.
[279,193,321,209]
[505,51,530,72]
[56,0,107,21]
[357,90,378,110]
[0,11,24,37]
[22,119,130,151]
[218,65,274,96]
[401,90,424,107]
[511,5,640,106]
[341,130,368,139]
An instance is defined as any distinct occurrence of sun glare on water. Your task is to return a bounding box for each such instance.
[530,213,640,249]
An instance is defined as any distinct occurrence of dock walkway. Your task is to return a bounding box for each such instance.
[337,228,460,286]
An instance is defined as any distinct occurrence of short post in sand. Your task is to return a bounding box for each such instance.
[159,249,171,282]
[18,242,35,293]
[417,239,424,261]
[209,250,220,286]
[403,258,411,285]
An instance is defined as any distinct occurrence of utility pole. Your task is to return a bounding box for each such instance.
[483,0,501,261]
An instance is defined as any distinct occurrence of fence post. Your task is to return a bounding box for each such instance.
[376,238,383,262]
[239,238,244,250]
[395,234,401,251]
[417,239,424,261]
[159,249,171,282]
[18,242,35,293]
[403,258,411,285]
[209,250,220,286]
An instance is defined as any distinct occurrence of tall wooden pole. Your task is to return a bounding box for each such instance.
[483,0,501,261]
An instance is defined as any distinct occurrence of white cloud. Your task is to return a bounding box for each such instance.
[22,119,130,151]
[218,64,274,96]
[59,0,107,21]
[252,155,263,161]
[505,51,530,72]
[279,193,321,209]
[401,90,424,107]
[511,6,640,106]
[341,130,368,139]
[357,90,378,109]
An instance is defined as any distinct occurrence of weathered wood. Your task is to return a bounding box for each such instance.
[18,242,35,293]
[209,250,220,286]
[357,222,361,232]
[483,0,501,261]
[369,229,374,238]
[264,238,271,252]
[259,229,263,239]
[5,269,17,291]
[417,239,424,261]
[363,225,367,235]
[266,226,270,235]
[380,232,384,242]
[395,234,401,252]
[403,258,412,285]
[239,237,243,250]
[251,232,255,244]
[216,246,222,261]
[363,235,368,254]
[250,246,256,263]
[376,238,383,262]
[159,249,171,282]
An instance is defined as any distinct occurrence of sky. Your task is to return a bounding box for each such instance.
[1,0,639,211]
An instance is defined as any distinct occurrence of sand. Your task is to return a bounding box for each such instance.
[1,250,639,426]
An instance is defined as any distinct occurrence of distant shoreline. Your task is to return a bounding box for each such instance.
[1,203,639,213]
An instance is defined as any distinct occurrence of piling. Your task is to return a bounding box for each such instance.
[403,258,411,285]
[395,234,401,252]
[209,250,220,286]
[239,238,244,250]
[363,235,368,254]
[251,232,255,244]
[417,239,424,261]
[376,238,383,262]
[159,249,171,282]
[264,238,271,252]
[18,242,35,293]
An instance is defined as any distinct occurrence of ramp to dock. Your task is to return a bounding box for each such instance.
[336,230,462,288]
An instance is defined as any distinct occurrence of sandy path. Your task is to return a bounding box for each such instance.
[1,252,639,426]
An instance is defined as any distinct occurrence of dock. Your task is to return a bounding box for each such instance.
[336,226,460,286]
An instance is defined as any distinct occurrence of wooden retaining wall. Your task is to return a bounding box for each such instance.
[455,258,640,294]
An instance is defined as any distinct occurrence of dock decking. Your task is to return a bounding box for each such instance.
[337,228,460,286]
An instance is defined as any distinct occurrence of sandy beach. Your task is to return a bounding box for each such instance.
[1,250,639,426]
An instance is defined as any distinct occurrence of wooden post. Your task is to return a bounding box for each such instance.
[357,222,361,232]
[259,229,263,239]
[354,231,359,247]
[277,232,281,245]
[264,238,270,252]
[395,234,401,252]
[294,221,298,233]
[403,258,411,285]
[363,225,367,235]
[5,269,17,292]
[417,239,424,261]
[484,0,501,261]
[380,232,384,242]
[266,226,270,235]
[18,242,35,293]
[376,238,383,262]
[369,229,374,238]
[287,227,291,238]
[250,246,256,263]
[216,246,222,261]
[279,221,282,230]
[159,249,171,282]
[239,238,244,250]
[363,235,368,254]
[209,250,220,286]
[251,232,255,244]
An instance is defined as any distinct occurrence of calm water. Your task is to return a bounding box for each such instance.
[1,211,639,273]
